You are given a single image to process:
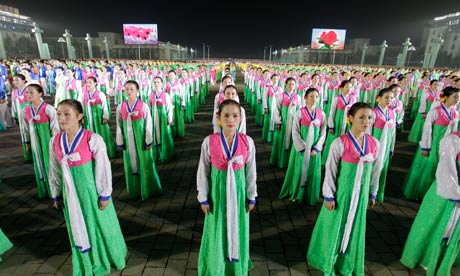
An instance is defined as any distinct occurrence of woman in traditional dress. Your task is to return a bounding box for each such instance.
[116,80,162,200]
[49,99,127,275]
[307,102,383,276]
[23,83,60,198]
[279,88,326,204]
[197,99,257,276]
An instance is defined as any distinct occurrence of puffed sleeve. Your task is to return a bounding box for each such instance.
[143,103,153,147]
[165,93,174,125]
[314,110,327,151]
[291,110,305,152]
[322,137,344,200]
[239,107,247,134]
[436,134,460,200]
[262,86,268,109]
[419,108,438,151]
[272,94,282,125]
[46,105,60,136]
[48,135,62,201]
[245,136,257,202]
[89,133,112,200]
[22,110,30,143]
[115,105,124,147]
[99,92,109,120]
[370,139,382,197]
[197,136,211,204]
[418,91,428,114]
[328,97,338,129]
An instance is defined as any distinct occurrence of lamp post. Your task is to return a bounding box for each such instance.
[360,43,368,65]
[396,37,411,67]
[406,45,416,66]
[103,37,110,59]
[32,24,47,59]
[85,33,93,59]
[202,43,206,59]
[429,35,444,68]
[63,29,76,59]
[57,37,66,58]
[207,45,210,60]
[269,45,272,62]
[378,40,388,66]
[264,47,267,61]
[273,50,278,61]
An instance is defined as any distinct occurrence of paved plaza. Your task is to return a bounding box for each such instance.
[0,76,456,276]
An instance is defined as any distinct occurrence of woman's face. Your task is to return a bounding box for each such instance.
[218,104,241,132]
[124,83,138,99]
[26,86,42,102]
[446,92,460,106]
[305,91,319,107]
[224,88,237,100]
[349,108,373,133]
[56,104,82,131]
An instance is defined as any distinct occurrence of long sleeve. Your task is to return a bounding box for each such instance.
[272,94,282,125]
[370,139,382,196]
[213,94,220,114]
[245,136,257,201]
[197,136,211,203]
[419,108,438,150]
[328,97,338,129]
[322,138,343,199]
[397,103,405,125]
[115,105,124,146]
[418,91,428,114]
[46,105,60,136]
[292,110,305,152]
[89,133,112,199]
[391,121,396,153]
[48,135,62,200]
[99,93,109,119]
[165,93,174,125]
[314,110,327,151]
[143,104,153,146]
[436,134,460,200]
[22,111,30,142]
[262,86,268,109]
[239,107,247,134]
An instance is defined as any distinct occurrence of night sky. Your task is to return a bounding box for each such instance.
[3,0,460,58]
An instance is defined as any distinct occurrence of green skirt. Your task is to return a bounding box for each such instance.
[63,162,127,276]
[0,229,13,262]
[401,183,460,276]
[372,127,394,203]
[307,161,373,276]
[83,105,116,159]
[198,167,253,276]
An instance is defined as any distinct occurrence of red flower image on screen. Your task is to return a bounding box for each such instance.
[123,24,158,45]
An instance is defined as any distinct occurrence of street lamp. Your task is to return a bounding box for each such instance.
[207,45,210,60]
[273,50,278,61]
[407,45,416,66]
[268,45,272,62]
[57,37,66,58]
[202,43,206,59]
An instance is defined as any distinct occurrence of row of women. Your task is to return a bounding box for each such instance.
[0,61,238,275]
[239,62,460,275]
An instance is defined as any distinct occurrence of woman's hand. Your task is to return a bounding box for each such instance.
[264,108,268,114]
[102,119,108,124]
[275,124,281,131]
[99,200,109,210]
[201,204,210,215]
[325,200,335,211]
[246,203,255,213]
[421,114,427,119]
[310,150,317,156]
[421,151,429,157]
[53,200,62,209]
[369,199,376,208]
[329,129,335,135]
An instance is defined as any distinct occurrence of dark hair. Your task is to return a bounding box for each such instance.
[223,84,238,94]
[300,73,307,78]
[311,73,319,79]
[221,75,232,84]
[430,79,439,85]
[270,73,279,79]
[14,73,26,82]
[58,99,84,115]
[86,76,97,83]
[304,87,319,98]
[153,76,163,83]
[348,102,372,117]
[26,84,44,95]
[388,84,401,91]
[388,76,396,82]
[218,99,241,115]
[285,77,296,85]
[262,69,269,74]
[125,80,139,90]
[168,70,176,74]
[441,86,460,98]
[340,80,351,88]
[378,88,392,97]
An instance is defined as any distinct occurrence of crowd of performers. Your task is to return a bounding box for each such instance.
[1,58,460,275]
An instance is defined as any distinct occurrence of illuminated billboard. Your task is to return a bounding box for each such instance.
[123,24,158,45]
[311,28,346,50]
